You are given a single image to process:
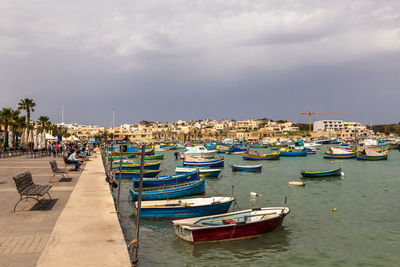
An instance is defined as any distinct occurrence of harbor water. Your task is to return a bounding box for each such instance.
[114,147,400,266]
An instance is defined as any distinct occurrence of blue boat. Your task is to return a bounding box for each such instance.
[129,180,206,201]
[303,147,316,155]
[227,146,247,155]
[175,166,222,178]
[301,167,342,177]
[116,169,162,179]
[135,197,234,219]
[183,158,224,167]
[133,170,199,187]
[280,149,307,157]
[231,164,262,172]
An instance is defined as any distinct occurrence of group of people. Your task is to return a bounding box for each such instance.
[47,141,96,171]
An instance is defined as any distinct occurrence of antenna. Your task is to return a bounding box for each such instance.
[61,104,64,123]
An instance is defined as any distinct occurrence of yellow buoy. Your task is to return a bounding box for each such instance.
[332,208,337,212]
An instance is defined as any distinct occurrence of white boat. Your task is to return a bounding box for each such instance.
[184,146,217,159]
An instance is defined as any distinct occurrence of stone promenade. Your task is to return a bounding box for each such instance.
[0,152,130,266]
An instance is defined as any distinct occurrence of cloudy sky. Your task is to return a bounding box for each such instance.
[1,0,399,126]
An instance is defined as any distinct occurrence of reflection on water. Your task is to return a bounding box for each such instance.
[171,226,291,259]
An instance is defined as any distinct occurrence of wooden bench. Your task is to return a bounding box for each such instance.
[49,160,69,182]
[12,171,52,212]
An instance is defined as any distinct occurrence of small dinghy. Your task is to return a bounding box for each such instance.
[135,197,234,219]
[175,167,222,178]
[300,167,342,178]
[230,164,262,172]
[172,206,290,243]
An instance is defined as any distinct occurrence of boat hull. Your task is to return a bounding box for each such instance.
[323,152,356,159]
[231,164,262,172]
[137,199,234,219]
[356,153,388,161]
[280,151,307,156]
[183,159,224,167]
[129,180,206,201]
[301,168,342,177]
[133,171,199,187]
[242,153,280,160]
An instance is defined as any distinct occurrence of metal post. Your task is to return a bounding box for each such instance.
[109,143,114,192]
[116,144,123,213]
[133,145,146,265]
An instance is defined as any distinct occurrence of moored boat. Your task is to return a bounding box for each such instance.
[133,170,199,187]
[301,167,342,177]
[280,148,307,157]
[183,158,224,167]
[242,148,280,160]
[115,169,162,179]
[129,180,206,201]
[356,148,388,161]
[184,146,217,158]
[135,197,234,219]
[175,167,222,178]
[323,146,356,159]
[231,164,262,172]
[172,206,290,243]
[115,161,161,171]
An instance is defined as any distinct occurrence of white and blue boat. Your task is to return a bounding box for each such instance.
[183,158,224,167]
[129,180,206,201]
[175,166,222,178]
[135,197,234,219]
[227,146,247,155]
[133,170,199,187]
[230,164,262,172]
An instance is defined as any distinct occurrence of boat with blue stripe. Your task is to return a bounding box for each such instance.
[175,166,222,178]
[133,170,199,187]
[301,167,343,178]
[114,161,161,171]
[129,180,206,201]
[135,197,234,219]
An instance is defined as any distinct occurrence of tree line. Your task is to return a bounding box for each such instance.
[0,98,69,149]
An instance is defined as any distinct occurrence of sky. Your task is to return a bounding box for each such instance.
[1,0,400,126]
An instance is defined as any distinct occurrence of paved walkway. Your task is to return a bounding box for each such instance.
[0,156,82,267]
[36,153,130,266]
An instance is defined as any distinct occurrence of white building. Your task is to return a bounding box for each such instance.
[313,120,345,132]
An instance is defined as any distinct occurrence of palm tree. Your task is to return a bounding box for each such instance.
[37,116,50,133]
[17,98,36,147]
[8,110,25,147]
[0,108,16,148]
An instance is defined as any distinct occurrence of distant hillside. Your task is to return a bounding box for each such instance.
[372,124,400,135]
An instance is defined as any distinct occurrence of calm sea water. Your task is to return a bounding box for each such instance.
[113,146,400,266]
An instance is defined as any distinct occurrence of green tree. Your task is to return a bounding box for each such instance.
[37,116,50,133]
[17,98,36,146]
[0,108,17,148]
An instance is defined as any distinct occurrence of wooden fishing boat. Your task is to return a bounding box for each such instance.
[280,148,307,157]
[227,146,247,155]
[356,148,388,161]
[231,164,262,172]
[323,146,356,159]
[115,169,162,179]
[129,180,206,201]
[183,158,224,167]
[172,206,290,243]
[242,151,280,160]
[301,167,342,177]
[133,170,199,187]
[175,167,222,178]
[114,161,161,171]
[184,146,217,158]
[135,197,234,219]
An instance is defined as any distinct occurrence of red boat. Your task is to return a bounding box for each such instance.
[172,207,290,243]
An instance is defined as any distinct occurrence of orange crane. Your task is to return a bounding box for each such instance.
[300,111,350,132]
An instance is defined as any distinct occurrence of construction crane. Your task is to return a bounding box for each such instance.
[300,111,350,132]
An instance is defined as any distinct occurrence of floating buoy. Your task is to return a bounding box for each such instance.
[341,172,345,176]
[330,161,335,164]
[289,181,305,187]
[250,192,258,196]
[332,208,337,212]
